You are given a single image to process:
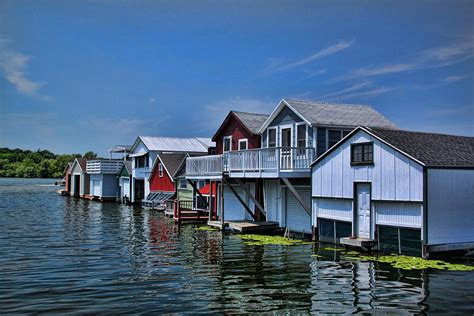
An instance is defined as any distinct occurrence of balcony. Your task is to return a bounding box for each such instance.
[186,154,224,179]
[185,147,315,179]
[227,147,315,178]
[86,160,124,174]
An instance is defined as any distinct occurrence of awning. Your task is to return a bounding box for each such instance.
[129,152,147,158]
[143,191,175,202]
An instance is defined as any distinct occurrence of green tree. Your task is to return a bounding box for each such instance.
[83,151,98,159]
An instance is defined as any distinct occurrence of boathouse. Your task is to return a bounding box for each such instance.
[118,161,132,203]
[61,162,73,195]
[86,159,124,201]
[129,136,214,204]
[311,126,474,257]
[186,110,269,224]
[70,158,90,198]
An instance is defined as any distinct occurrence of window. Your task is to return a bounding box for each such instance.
[238,139,248,150]
[159,163,164,177]
[135,154,149,168]
[297,124,306,148]
[223,136,232,152]
[351,143,373,165]
[197,180,206,189]
[179,179,187,189]
[268,128,276,148]
[328,130,342,148]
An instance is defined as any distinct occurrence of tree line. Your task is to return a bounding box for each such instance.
[0,148,99,178]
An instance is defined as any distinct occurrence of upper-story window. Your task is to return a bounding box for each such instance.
[135,154,149,168]
[268,128,276,148]
[238,139,248,150]
[179,179,187,189]
[297,124,306,148]
[158,163,164,177]
[328,130,351,149]
[223,136,232,152]
[351,142,373,165]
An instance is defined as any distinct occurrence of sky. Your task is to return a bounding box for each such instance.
[0,0,473,156]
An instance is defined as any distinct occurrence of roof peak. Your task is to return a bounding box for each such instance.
[231,110,269,116]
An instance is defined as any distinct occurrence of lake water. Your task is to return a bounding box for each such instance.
[0,178,473,314]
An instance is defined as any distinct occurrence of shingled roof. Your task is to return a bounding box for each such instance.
[232,111,269,134]
[264,99,397,130]
[368,127,474,168]
[155,153,189,179]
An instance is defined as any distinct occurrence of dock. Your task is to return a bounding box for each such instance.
[208,220,279,233]
[340,237,375,251]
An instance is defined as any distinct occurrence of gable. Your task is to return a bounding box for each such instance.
[118,165,130,177]
[268,105,304,127]
[71,161,83,174]
[213,114,253,141]
[130,138,149,155]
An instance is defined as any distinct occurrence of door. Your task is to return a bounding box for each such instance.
[285,187,311,234]
[356,183,371,238]
[73,175,80,195]
[223,185,248,221]
[281,127,292,169]
[92,180,101,196]
[134,179,145,202]
[122,178,130,198]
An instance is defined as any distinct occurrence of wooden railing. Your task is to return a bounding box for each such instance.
[186,155,224,177]
[227,147,315,173]
[86,160,124,174]
[173,199,209,222]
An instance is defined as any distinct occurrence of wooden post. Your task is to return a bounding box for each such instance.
[209,180,214,221]
[220,178,224,230]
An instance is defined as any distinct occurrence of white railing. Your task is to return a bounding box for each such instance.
[186,155,224,177]
[86,160,124,174]
[227,147,315,173]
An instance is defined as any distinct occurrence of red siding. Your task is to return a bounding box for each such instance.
[149,159,175,192]
[214,115,261,155]
[64,166,72,192]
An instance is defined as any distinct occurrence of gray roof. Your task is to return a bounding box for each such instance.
[233,111,269,134]
[137,136,214,153]
[123,161,132,174]
[284,99,397,129]
[368,128,474,168]
[109,145,132,153]
[158,153,189,177]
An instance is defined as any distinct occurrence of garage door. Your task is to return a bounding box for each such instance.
[122,178,130,198]
[92,180,101,197]
[224,185,253,221]
[285,187,311,233]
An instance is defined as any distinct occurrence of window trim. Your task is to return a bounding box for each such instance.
[267,127,277,148]
[238,138,248,151]
[296,122,308,148]
[223,136,232,153]
[158,163,164,177]
[279,124,293,147]
[351,142,374,166]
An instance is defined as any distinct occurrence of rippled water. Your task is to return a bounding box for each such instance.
[0,178,473,314]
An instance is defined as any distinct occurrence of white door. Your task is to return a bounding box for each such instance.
[92,180,101,197]
[224,185,247,221]
[122,178,130,198]
[285,187,311,234]
[280,127,292,170]
[356,183,371,238]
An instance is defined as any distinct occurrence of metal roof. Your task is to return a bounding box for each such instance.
[133,136,215,153]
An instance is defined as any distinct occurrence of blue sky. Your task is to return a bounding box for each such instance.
[0,0,473,156]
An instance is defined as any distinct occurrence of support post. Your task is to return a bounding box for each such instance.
[187,179,209,209]
[209,180,214,221]
[282,178,311,216]
[220,179,224,230]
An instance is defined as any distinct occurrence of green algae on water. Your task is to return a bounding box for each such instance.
[344,253,474,271]
[196,226,220,231]
[239,234,312,246]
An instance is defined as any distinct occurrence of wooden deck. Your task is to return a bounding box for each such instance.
[208,220,279,233]
[340,237,375,250]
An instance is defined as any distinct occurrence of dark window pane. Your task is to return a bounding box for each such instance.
[328,130,341,148]
[317,127,327,156]
[342,130,351,137]
[268,129,276,147]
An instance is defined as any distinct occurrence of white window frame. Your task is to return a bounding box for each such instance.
[295,122,308,148]
[279,124,293,147]
[223,136,232,152]
[159,163,163,177]
[238,138,248,151]
[267,127,277,148]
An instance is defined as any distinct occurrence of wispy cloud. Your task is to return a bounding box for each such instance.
[263,40,354,74]
[336,40,474,81]
[444,75,467,83]
[338,87,395,100]
[0,41,49,100]
[319,81,373,99]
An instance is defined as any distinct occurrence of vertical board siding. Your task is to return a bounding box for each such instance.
[374,201,422,228]
[311,130,423,202]
[264,180,282,225]
[223,185,247,221]
[102,174,119,197]
[312,198,352,225]
[285,187,311,233]
[214,115,260,155]
[427,169,474,245]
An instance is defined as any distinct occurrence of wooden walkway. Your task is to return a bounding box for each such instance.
[208,220,279,233]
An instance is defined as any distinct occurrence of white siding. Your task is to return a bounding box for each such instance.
[427,169,474,245]
[312,198,352,226]
[311,130,423,202]
[285,187,311,233]
[90,174,102,197]
[374,201,422,228]
[264,180,283,226]
[223,185,253,221]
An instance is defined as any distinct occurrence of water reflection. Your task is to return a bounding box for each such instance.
[0,178,473,314]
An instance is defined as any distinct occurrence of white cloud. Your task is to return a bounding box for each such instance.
[338,87,395,100]
[337,40,474,81]
[0,43,49,100]
[444,75,467,83]
[263,40,354,74]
